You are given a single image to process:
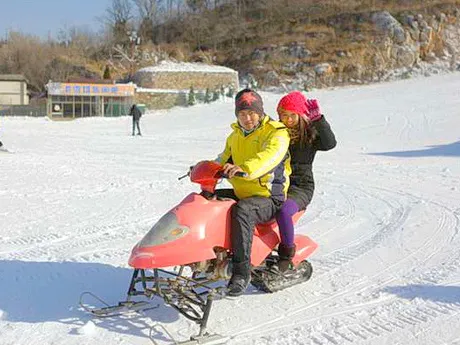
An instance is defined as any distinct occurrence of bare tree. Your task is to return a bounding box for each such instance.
[133,0,157,17]
[164,0,184,19]
[0,32,56,92]
[186,0,207,13]
[133,0,158,43]
[106,0,134,46]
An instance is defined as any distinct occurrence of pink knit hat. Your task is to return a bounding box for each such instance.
[277,91,309,122]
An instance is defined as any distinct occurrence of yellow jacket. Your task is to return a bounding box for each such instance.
[216,116,291,201]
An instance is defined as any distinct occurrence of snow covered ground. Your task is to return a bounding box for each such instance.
[1,73,460,345]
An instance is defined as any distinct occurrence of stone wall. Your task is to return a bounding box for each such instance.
[132,62,239,110]
[135,91,188,109]
[134,71,238,90]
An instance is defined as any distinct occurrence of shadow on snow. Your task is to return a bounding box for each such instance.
[0,260,180,341]
[369,140,460,158]
[382,284,460,304]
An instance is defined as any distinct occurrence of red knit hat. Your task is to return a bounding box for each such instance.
[277,91,309,122]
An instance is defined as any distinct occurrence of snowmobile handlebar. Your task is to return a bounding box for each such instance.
[178,167,247,180]
[178,166,195,181]
[217,171,248,179]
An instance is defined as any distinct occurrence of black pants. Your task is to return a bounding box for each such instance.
[132,118,141,135]
[215,189,282,265]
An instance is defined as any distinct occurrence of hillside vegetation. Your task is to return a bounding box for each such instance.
[1,0,459,93]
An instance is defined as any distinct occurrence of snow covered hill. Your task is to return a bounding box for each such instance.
[1,73,460,345]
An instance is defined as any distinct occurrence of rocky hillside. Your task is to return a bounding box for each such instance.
[225,4,460,90]
[3,1,458,94]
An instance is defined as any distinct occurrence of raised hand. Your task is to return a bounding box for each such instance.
[305,99,322,122]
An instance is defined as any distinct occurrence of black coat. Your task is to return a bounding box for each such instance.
[130,105,142,121]
[288,116,336,210]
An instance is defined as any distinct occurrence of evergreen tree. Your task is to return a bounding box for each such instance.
[226,85,235,98]
[204,88,212,103]
[188,86,196,106]
[212,90,220,101]
[103,65,112,79]
[248,74,258,90]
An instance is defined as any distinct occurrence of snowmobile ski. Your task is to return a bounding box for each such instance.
[79,291,158,317]
[150,323,229,345]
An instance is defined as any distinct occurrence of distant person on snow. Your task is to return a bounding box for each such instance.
[130,104,142,136]
[275,91,336,272]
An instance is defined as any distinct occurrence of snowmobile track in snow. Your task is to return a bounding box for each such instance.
[230,187,460,344]
[0,219,141,260]
[312,183,411,277]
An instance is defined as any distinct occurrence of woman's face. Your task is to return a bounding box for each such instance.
[237,110,261,131]
[278,109,300,128]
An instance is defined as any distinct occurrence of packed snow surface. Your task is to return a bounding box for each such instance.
[1,73,460,345]
[138,61,238,73]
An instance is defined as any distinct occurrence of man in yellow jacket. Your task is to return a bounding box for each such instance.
[215,89,291,296]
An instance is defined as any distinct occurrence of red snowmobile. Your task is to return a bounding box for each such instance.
[80,160,318,344]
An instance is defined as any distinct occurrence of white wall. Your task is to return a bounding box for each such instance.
[0,80,28,105]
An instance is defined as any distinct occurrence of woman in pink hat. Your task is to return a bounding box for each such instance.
[276,91,337,272]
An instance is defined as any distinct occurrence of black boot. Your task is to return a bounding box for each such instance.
[278,243,296,273]
[227,261,251,297]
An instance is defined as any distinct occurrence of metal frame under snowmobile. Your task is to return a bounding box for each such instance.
[80,260,313,344]
[80,256,231,344]
[127,267,223,338]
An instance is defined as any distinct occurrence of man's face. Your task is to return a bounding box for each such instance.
[237,110,261,131]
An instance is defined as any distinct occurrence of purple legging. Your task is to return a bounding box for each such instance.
[275,198,299,247]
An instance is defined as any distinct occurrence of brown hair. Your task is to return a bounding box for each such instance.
[288,118,318,148]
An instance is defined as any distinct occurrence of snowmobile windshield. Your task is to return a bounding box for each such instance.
[138,212,189,247]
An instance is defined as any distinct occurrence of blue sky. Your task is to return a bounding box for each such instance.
[0,0,111,39]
